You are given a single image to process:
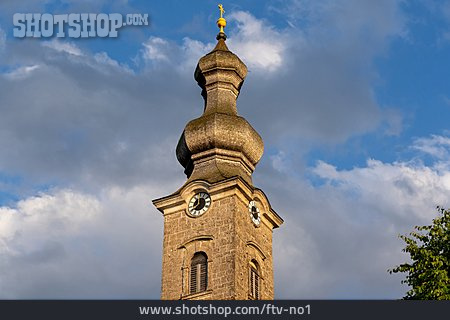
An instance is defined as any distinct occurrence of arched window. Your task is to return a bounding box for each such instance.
[190,252,208,294]
[249,259,260,300]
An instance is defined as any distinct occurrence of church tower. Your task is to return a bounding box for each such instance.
[153,5,283,300]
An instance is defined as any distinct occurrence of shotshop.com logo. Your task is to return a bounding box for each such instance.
[13,13,149,38]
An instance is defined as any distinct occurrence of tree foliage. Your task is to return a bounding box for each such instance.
[389,207,450,300]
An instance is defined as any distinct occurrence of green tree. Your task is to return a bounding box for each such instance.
[389,207,450,300]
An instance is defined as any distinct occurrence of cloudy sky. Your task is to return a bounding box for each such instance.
[0,0,449,299]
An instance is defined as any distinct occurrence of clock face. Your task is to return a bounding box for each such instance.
[248,200,261,226]
[188,192,211,216]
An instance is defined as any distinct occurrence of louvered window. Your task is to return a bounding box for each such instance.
[190,252,207,294]
[249,260,260,300]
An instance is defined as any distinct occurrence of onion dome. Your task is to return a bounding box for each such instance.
[176,5,263,185]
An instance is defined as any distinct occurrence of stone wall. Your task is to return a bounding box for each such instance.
[155,177,280,300]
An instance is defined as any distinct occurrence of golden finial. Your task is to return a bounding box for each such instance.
[217,4,226,34]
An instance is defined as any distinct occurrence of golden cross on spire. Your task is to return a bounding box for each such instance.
[217,4,227,34]
[218,4,225,18]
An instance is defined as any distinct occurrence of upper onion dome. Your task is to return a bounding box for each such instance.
[176,6,264,185]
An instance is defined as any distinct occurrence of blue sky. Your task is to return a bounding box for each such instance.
[0,0,449,299]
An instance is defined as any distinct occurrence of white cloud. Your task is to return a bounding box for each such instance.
[41,40,132,74]
[179,37,214,71]
[313,158,450,219]
[94,52,119,66]
[141,36,213,72]
[3,65,40,80]
[142,36,172,62]
[0,37,189,190]
[270,151,289,173]
[412,134,450,159]
[94,52,133,74]
[140,11,288,73]
[0,186,163,298]
[268,148,450,298]
[313,161,340,180]
[227,11,289,72]
[42,40,84,56]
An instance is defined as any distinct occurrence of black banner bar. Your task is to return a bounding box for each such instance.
[0,300,448,320]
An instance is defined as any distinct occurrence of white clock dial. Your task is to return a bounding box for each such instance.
[188,192,211,216]
[248,200,261,226]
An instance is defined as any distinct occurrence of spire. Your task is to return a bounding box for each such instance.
[175,5,264,186]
